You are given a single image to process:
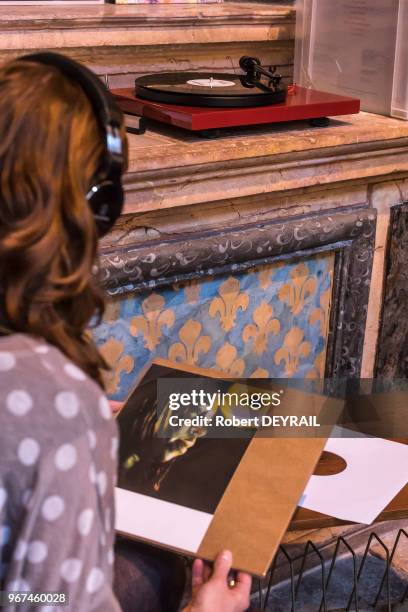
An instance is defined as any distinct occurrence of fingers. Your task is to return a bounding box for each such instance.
[108,400,124,414]
[235,571,252,598]
[203,562,212,582]
[211,549,233,582]
[191,558,204,597]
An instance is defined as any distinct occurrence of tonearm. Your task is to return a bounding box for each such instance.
[239,56,284,93]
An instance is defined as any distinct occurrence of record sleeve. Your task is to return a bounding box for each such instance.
[114,358,344,576]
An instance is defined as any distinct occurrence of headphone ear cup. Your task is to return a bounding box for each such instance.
[87,179,124,236]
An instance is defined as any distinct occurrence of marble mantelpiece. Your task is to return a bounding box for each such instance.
[100,111,408,384]
[118,112,408,213]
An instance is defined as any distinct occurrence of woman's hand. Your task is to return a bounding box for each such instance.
[185,550,251,612]
[108,400,124,414]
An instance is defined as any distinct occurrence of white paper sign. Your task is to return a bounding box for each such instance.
[299,427,408,524]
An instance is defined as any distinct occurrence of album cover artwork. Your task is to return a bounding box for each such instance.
[114,358,337,576]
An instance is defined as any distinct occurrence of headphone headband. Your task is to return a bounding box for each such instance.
[21,52,123,128]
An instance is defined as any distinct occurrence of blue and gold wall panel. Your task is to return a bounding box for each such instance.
[93,253,334,399]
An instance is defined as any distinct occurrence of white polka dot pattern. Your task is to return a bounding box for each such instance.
[18,438,40,466]
[0,336,118,610]
[0,488,6,512]
[8,579,30,592]
[34,345,49,354]
[96,471,107,496]
[77,509,94,536]
[86,567,104,594]
[6,390,33,417]
[27,541,47,564]
[55,392,79,419]
[64,363,86,381]
[99,396,111,421]
[110,436,118,460]
[13,540,28,561]
[89,463,96,484]
[87,430,96,450]
[55,444,77,471]
[41,496,65,522]
[60,558,82,583]
[0,352,16,371]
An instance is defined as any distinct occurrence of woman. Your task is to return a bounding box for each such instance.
[0,55,251,611]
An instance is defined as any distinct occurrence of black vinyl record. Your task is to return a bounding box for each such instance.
[135,72,287,108]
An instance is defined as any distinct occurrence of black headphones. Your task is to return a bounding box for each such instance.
[19,52,125,236]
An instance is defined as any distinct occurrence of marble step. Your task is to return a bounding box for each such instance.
[73,41,294,89]
[112,111,408,216]
[0,3,295,87]
[0,3,295,51]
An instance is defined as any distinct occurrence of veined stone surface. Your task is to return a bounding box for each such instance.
[0,3,295,88]
[0,3,295,49]
[119,112,408,213]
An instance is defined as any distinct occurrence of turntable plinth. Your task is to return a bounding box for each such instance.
[112,86,360,132]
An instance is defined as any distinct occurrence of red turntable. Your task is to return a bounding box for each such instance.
[112,56,360,136]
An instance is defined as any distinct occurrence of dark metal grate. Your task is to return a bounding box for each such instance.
[260,529,408,611]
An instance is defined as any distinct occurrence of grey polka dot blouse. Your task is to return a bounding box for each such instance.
[0,334,121,611]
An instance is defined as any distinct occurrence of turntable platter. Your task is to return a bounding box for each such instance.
[135,72,287,108]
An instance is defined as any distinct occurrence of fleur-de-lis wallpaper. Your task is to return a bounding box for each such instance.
[93,253,334,399]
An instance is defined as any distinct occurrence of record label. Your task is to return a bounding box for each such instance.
[186,78,236,88]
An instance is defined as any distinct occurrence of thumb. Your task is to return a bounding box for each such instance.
[211,550,233,582]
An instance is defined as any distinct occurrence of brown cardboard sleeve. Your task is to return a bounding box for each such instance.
[197,436,327,576]
[197,387,343,576]
[118,359,343,577]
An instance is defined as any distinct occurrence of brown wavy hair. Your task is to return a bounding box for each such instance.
[0,59,125,387]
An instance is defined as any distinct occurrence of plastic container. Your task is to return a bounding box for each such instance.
[294,0,408,119]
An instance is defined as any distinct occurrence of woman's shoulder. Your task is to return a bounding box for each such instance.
[0,333,114,453]
[0,332,103,398]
